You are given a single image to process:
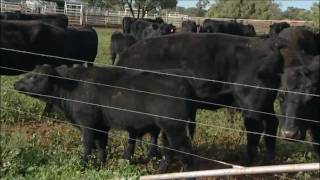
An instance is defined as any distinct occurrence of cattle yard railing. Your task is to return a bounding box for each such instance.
[0,47,319,179]
[0,0,306,33]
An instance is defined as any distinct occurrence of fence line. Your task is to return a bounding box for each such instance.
[1,65,319,126]
[1,47,318,98]
[0,108,301,180]
[0,106,243,169]
[1,100,317,180]
[0,0,306,31]
[0,111,300,180]
[2,87,319,147]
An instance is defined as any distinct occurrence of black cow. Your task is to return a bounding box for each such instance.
[0,20,98,75]
[122,16,164,34]
[278,57,319,155]
[122,17,135,34]
[200,19,256,36]
[269,22,290,37]
[279,26,319,57]
[130,20,175,41]
[14,64,196,173]
[1,20,98,117]
[181,20,197,33]
[117,33,286,165]
[0,11,68,28]
[142,23,176,39]
[110,32,136,65]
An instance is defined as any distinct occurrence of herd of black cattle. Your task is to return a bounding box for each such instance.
[1,11,319,174]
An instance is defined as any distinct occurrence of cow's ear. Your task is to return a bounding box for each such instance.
[55,65,69,77]
[52,65,78,90]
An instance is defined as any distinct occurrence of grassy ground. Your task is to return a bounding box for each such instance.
[1,28,319,179]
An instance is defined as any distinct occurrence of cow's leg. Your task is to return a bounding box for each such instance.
[123,131,136,160]
[147,129,160,158]
[188,108,197,139]
[82,129,95,165]
[263,115,278,165]
[166,129,194,172]
[94,128,109,166]
[158,133,173,173]
[111,53,117,65]
[87,62,94,67]
[244,117,264,165]
[310,126,320,156]
[42,103,53,117]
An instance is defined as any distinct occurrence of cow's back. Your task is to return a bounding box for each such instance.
[65,27,98,62]
[117,33,282,90]
[0,12,68,28]
[279,27,319,56]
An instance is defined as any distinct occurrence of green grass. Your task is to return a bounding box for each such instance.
[1,28,319,179]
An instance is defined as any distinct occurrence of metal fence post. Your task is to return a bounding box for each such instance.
[80,4,83,26]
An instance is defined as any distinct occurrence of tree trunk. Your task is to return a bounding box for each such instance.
[137,3,141,19]
[126,0,135,18]
[142,6,146,18]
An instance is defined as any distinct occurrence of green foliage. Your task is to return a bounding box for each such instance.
[282,7,310,20]
[207,0,282,19]
[196,0,209,16]
[84,0,121,9]
[0,131,143,179]
[124,0,177,18]
[307,3,320,31]
[176,6,207,17]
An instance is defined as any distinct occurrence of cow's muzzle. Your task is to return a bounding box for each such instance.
[280,129,302,140]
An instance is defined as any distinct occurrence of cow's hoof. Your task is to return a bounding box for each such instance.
[147,149,158,159]
[158,159,170,174]
[261,153,275,165]
[122,151,132,161]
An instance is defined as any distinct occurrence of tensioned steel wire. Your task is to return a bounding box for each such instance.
[1,47,319,97]
[1,105,317,180]
[2,87,319,147]
[1,107,304,180]
[0,106,243,169]
[1,66,319,125]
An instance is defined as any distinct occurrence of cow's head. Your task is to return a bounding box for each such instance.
[14,64,76,100]
[14,64,55,97]
[279,59,319,140]
[160,23,176,34]
[269,22,290,37]
[243,24,256,37]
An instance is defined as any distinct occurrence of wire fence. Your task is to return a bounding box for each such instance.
[3,106,315,180]
[1,47,319,127]
[1,48,319,145]
[1,36,319,178]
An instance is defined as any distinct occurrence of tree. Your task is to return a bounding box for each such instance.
[121,0,177,18]
[307,2,319,31]
[196,0,209,16]
[207,0,282,20]
[283,7,310,20]
[176,6,186,14]
[84,0,120,9]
